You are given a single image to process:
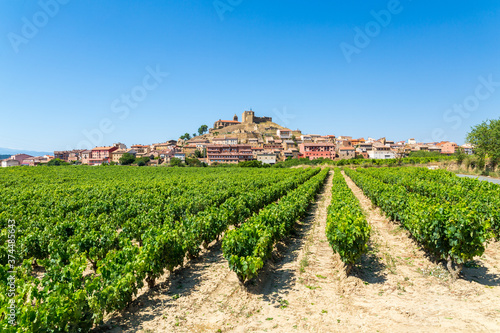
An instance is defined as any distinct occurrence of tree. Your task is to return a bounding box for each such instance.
[119,153,136,165]
[47,158,68,166]
[170,157,183,167]
[454,147,466,166]
[194,149,204,158]
[186,158,203,167]
[466,118,500,167]
[180,133,191,141]
[134,156,150,166]
[198,125,208,136]
[394,144,409,166]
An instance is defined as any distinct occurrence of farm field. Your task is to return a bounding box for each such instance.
[1,166,500,332]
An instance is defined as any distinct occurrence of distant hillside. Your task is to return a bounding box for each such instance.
[0,147,52,157]
[203,121,301,142]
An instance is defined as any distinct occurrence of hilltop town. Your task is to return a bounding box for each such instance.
[1,109,473,167]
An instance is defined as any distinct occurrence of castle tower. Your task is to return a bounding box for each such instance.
[242,110,255,124]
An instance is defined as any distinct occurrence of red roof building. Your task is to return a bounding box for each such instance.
[89,146,118,165]
[206,144,253,165]
[299,143,336,160]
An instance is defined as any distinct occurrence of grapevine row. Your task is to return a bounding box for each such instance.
[358,167,500,239]
[222,168,329,283]
[345,168,488,281]
[326,169,370,274]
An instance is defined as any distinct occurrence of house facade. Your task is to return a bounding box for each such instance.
[256,152,277,165]
[299,143,336,160]
[1,159,20,167]
[206,144,253,165]
[367,146,395,159]
[89,146,118,165]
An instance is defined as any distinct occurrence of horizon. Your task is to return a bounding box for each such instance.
[2,1,499,152]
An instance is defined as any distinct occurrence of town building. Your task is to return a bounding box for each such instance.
[173,151,186,162]
[282,148,300,160]
[299,143,336,160]
[182,144,198,157]
[9,154,33,164]
[206,144,253,165]
[212,136,238,145]
[437,141,458,155]
[277,128,292,139]
[1,159,20,167]
[461,143,474,155]
[338,147,355,159]
[130,144,150,155]
[89,146,118,165]
[53,149,85,163]
[282,140,296,150]
[367,146,395,159]
[81,150,91,165]
[301,134,312,142]
[22,156,50,166]
[111,149,137,164]
[256,152,277,165]
[213,114,241,129]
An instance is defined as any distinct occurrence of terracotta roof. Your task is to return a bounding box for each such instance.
[217,120,241,123]
[303,143,336,147]
[93,146,116,150]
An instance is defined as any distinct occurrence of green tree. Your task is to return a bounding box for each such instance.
[47,158,68,166]
[466,118,500,167]
[194,149,203,158]
[134,156,150,166]
[170,157,183,167]
[198,125,208,136]
[180,133,191,141]
[119,153,136,165]
[454,147,466,166]
[186,158,203,167]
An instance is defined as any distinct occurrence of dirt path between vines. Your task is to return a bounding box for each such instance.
[100,170,500,332]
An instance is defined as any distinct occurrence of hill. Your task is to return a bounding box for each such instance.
[200,121,302,143]
[0,147,52,157]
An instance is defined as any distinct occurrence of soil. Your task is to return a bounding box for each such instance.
[96,170,500,332]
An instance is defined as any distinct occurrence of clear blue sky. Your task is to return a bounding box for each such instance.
[1,0,499,151]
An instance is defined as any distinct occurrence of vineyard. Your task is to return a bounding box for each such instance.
[0,166,324,332]
[345,167,498,279]
[1,166,499,332]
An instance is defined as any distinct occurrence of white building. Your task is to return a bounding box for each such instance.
[367,146,395,159]
[212,137,238,145]
[461,143,474,155]
[277,129,292,139]
[256,152,277,165]
[408,138,417,145]
[1,159,20,167]
[300,134,312,142]
[173,152,186,161]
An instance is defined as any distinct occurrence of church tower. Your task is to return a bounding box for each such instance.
[233,114,238,121]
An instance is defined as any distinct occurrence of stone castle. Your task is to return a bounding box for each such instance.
[213,110,272,130]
